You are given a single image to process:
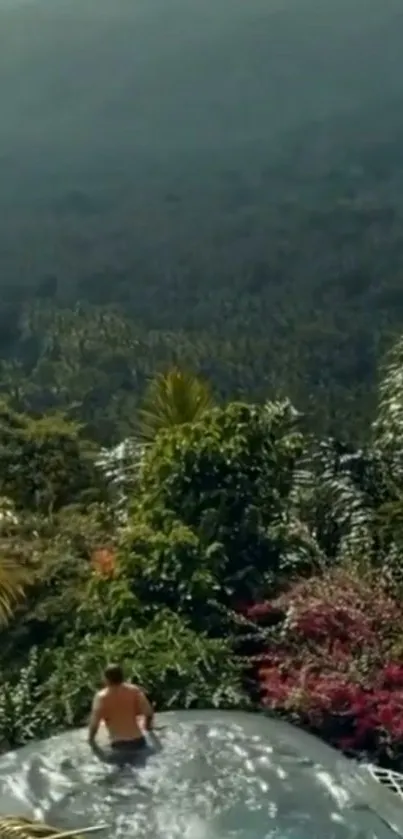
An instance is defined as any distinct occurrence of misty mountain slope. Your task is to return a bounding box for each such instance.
[0,0,403,439]
[1,0,402,162]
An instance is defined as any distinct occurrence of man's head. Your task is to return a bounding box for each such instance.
[104,663,124,686]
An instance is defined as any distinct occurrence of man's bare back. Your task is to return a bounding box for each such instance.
[88,663,154,755]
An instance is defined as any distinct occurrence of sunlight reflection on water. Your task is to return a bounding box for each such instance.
[0,711,401,839]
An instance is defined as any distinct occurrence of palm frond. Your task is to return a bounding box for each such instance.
[0,557,31,627]
[0,819,107,839]
[373,334,403,479]
[291,436,377,564]
[137,368,214,443]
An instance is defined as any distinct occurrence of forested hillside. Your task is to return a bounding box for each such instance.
[1,0,403,443]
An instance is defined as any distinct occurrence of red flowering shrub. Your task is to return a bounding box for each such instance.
[243,568,403,768]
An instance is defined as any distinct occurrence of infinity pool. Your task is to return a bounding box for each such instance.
[0,711,402,839]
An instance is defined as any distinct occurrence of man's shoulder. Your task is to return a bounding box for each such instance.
[123,682,140,692]
[96,687,109,700]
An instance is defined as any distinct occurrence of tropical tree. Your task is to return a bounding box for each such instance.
[290,334,403,574]
[0,400,107,513]
[98,368,215,516]
[124,398,317,608]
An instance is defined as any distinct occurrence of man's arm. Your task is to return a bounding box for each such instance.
[88,693,103,745]
[136,687,154,731]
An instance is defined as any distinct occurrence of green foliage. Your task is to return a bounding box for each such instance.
[0,602,247,748]
[73,570,141,636]
[4,330,403,770]
[117,520,224,633]
[0,498,32,627]
[42,611,248,729]
[373,334,403,460]
[0,649,58,750]
[0,503,116,673]
[284,338,403,578]
[133,399,306,600]
[0,400,106,513]
[0,556,31,629]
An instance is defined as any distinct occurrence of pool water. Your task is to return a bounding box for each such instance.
[0,711,401,839]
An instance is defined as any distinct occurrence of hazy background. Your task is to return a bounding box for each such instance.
[0,0,403,440]
[0,0,402,293]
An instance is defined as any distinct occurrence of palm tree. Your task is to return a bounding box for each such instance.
[97,369,215,517]
[137,367,215,443]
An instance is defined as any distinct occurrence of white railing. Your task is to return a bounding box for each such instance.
[366,764,403,801]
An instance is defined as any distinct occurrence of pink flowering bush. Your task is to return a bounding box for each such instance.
[242,569,403,767]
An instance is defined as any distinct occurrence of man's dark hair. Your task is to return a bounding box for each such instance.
[104,663,124,685]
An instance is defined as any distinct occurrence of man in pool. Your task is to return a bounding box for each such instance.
[88,663,155,761]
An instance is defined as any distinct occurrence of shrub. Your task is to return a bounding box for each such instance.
[0,649,58,750]
[245,567,403,768]
[117,519,225,633]
[0,610,248,751]
[0,503,114,673]
[131,400,310,602]
[42,610,249,728]
[0,402,107,513]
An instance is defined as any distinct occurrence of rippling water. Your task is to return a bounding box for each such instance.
[0,711,402,839]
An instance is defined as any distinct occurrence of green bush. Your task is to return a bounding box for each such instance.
[0,503,115,672]
[118,520,224,632]
[131,400,306,602]
[0,401,106,513]
[42,610,249,728]
[0,611,248,750]
[0,649,59,749]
